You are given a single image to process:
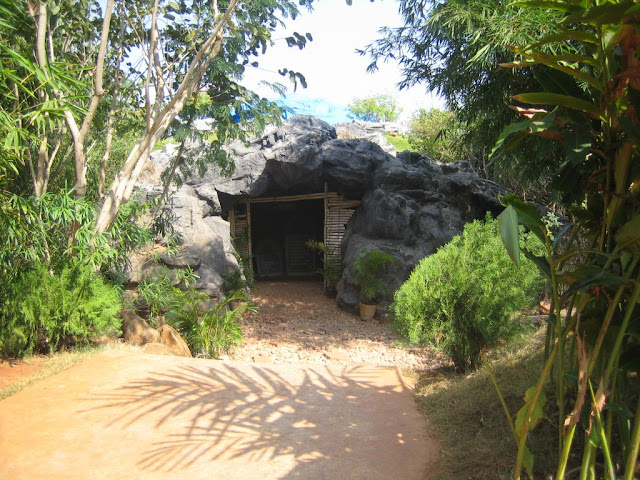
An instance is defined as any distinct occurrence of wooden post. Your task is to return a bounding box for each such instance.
[247,200,253,272]
[323,182,329,290]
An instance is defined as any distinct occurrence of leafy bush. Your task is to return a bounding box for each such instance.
[168,290,255,358]
[347,94,400,122]
[0,191,153,284]
[0,262,122,357]
[221,270,249,296]
[392,214,543,371]
[136,266,197,326]
[407,108,463,162]
[306,240,343,294]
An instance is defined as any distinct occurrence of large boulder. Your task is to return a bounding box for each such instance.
[135,115,508,317]
[320,139,391,198]
[142,342,177,356]
[336,160,507,313]
[122,310,161,346]
[195,115,336,197]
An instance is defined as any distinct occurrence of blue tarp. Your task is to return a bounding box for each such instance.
[272,93,352,125]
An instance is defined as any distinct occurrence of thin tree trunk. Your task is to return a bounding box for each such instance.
[71,0,114,198]
[99,2,126,201]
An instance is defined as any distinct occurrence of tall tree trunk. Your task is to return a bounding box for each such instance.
[95,0,239,233]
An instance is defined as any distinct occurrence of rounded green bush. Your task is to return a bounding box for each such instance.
[392,213,543,371]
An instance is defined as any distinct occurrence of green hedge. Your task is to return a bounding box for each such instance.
[392,214,543,371]
[0,262,122,357]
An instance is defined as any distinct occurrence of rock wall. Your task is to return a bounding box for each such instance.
[135,115,507,313]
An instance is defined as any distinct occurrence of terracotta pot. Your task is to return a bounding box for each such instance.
[359,303,377,321]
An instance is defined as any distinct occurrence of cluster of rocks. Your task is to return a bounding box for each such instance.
[131,115,507,316]
[121,310,192,357]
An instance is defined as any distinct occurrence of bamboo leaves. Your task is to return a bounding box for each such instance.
[495,1,640,477]
[616,216,640,253]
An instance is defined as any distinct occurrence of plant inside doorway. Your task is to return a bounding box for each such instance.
[306,240,343,296]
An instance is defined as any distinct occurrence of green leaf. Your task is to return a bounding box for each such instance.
[507,54,603,91]
[523,445,535,480]
[513,93,602,118]
[515,386,547,438]
[561,264,625,296]
[534,66,588,99]
[564,125,591,165]
[524,251,551,278]
[527,30,600,49]
[616,215,640,253]
[501,195,545,229]
[620,116,640,146]
[498,206,521,267]
[563,2,636,26]
[490,119,531,159]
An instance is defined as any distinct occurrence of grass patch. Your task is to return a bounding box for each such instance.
[0,342,139,400]
[417,326,558,479]
[384,133,417,152]
[152,136,175,151]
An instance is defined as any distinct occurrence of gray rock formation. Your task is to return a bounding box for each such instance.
[135,115,507,316]
[337,158,506,313]
[334,120,402,155]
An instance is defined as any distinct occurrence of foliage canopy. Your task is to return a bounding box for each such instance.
[364,0,563,198]
[492,1,640,477]
[347,94,400,122]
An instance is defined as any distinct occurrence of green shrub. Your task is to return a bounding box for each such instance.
[135,265,197,326]
[353,249,395,304]
[168,290,255,358]
[392,214,543,371]
[306,240,343,294]
[0,262,122,357]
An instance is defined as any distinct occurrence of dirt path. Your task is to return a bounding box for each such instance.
[232,280,449,372]
[0,350,440,479]
[0,280,444,479]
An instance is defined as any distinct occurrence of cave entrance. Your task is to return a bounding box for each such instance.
[252,199,323,278]
[229,186,360,286]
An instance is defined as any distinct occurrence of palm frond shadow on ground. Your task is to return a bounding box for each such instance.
[81,361,433,479]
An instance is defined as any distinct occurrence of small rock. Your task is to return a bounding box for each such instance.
[217,355,230,361]
[252,355,271,363]
[158,324,192,357]
[122,310,161,346]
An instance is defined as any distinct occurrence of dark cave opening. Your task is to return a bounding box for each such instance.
[250,199,324,279]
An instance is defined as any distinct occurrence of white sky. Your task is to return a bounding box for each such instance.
[240,0,444,122]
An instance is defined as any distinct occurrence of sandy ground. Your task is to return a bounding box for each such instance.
[0,350,440,479]
[0,280,445,479]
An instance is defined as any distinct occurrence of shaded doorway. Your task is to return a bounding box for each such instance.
[251,200,323,278]
[228,188,361,287]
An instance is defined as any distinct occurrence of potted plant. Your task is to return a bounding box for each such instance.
[352,249,395,320]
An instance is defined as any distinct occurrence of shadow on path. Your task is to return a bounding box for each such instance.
[81,356,431,479]
[0,352,436,479]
